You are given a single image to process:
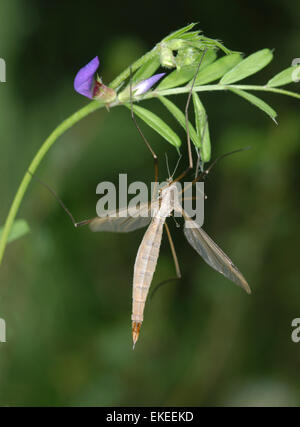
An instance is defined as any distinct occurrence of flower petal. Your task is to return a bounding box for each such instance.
[74,56,99,99]
[133,73,166,95]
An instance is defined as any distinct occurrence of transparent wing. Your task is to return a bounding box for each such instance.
[89,202,155,233]
[182,210,251,294]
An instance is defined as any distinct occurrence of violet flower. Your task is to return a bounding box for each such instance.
[118,73,166,101]
[74,56,100,99]
[133,73,166,95]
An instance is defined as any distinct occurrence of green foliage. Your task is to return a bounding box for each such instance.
[124,103,181,148]
[115,34,298,161]
[220,49,273,84]
[108,27,299,164]
[156,50,217,90]
[125,43,298,153]
[161,23,234,54]
[158,96,198,147]
[267,65,300,87]
[132,56,161,84]
[193,53,243,85]
[229,89,277,123]
[162,23,198,42]
[192,92,211,162]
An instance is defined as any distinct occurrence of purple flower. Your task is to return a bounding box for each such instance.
[133,73,166,95]
[118,73,166,102]
[74,56,100,99]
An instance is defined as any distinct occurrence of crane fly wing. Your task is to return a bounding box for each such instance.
[89,202,156,233]
[181,209,251,294]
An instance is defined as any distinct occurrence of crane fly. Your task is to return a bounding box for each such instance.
[34,51,251,348]
[84,168,250,348]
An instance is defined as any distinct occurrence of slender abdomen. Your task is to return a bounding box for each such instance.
[132,217,164,347]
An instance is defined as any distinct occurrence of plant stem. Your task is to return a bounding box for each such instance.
[139,84,300,100]
[0,100,105,265]
[109,48,158,89]
[0,48,160,265]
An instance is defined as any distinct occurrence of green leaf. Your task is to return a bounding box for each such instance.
[124,104,181,148]
[192,49,218,69]
[194,53,243,85]
[163,23,198,42]
[156,50,217,91]
[220,49,273,84]
[179,31,202,42]
[192,93,211,162]
[158,96,199,148]
[132,56,161,84]
[0,219,30,244]
[267,65,300,87]
[229,88,277,122]
[197,36,233,55]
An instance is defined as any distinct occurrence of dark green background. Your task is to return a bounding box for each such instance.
[0,0,299,406]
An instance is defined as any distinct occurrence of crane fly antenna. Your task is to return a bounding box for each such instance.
[171,153,182,179]
[203,146,252,177]
[27,170,92,228]
[165,152,182,181]
[180,146,251,198]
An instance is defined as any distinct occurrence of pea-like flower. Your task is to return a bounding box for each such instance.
[118,73,166,102]
[74,56,116,102]
[74,56,100,99]
[133,73,166,95]
[74,57,165,102]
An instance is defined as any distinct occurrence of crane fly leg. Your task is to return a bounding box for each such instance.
[173,49,207,184]
[129,67,159,192]
[149,221,181,301]
[165,221,181,279]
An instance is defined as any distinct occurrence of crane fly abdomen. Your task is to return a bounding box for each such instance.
[132,217,165,348]
[131,183,180,348]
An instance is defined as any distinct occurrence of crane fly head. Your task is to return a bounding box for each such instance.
[164,152,182,183]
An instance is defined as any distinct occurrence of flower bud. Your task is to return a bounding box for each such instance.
[159,43,176,68]
[118,73,165,102]
[167,39,185,51]
[176,47,200,69]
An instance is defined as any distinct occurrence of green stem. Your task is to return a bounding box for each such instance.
[0,100,105,265]
[139,83,300,100]
[109,48,158,89]
[0,49,159,266]
[229,84,300,99]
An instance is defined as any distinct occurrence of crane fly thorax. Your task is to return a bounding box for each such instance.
[156,183,180,219]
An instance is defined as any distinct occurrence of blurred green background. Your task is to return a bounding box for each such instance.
[0,0,300,406]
